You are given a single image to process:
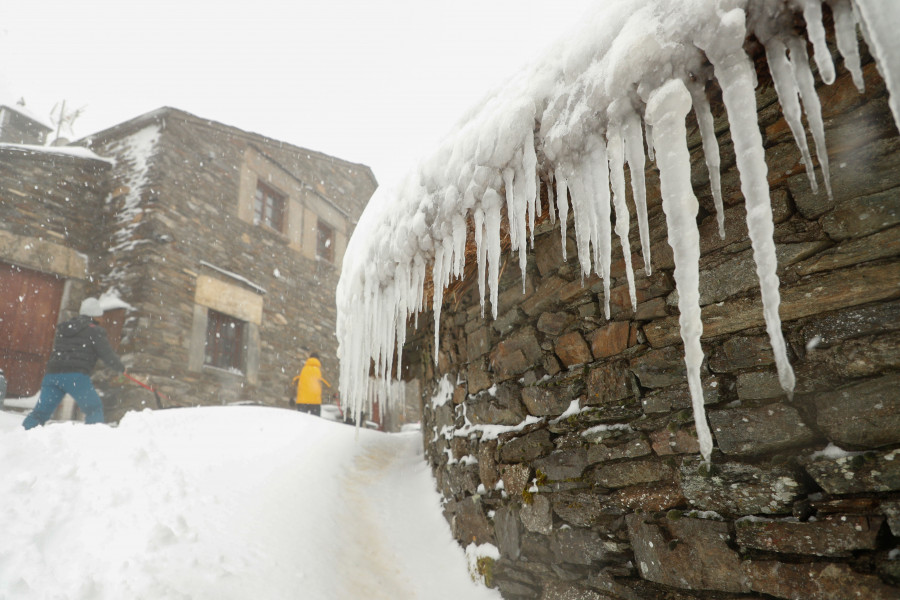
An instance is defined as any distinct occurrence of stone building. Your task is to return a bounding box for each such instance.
[0,106,376,420]
[337,3,900,599]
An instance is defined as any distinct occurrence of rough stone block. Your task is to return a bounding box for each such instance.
[521,493,553,534]
[640,374,730,413]
[466,359,493,395]
[802,447,900,494]
[587,437,652,462]
[500,428,554,463]
[815,373,900,449]
[589,321,631,359]
[735,515,884,556]
[500,463,532,497]
[708,335,775,372]
[537,311,574,336]
[493,505,521,560]
[467,325,492,360]
[586,360,636,405]
[744,560,899,600]
[478,440,500,490]
[649,427,701,456]
[533,448,588,481]
[450,497,495,545]
[522,276,568,317]
[629,346,687,388]
[550,528,608,566]
[590,458,673,489]
[821,186,900,240]
[490,327,543,380]
[626,514,751,593]
[708,403,818,456]
[550,490,623,528]
[609,484,686,513]
[540,582,606,600]
[555,331,593,367]
[679,457,807,515]
[522,384,578,417]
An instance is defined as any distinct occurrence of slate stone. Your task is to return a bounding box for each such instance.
[609,484,686,513]
[550,528,608,566]
[550,490,624,529]
[744,560,900,600]
[587,437,652,462]
[649,427,701,456]
[537,311,574,336]
[534,448,589,481]
[494,505,521,560]
[626,514,751,593]
[467,325,493,360]
[469,385,528,426]
[735,515,884,556]
[679,457,808,515]
[493,308,526,335]
[734,370,787,401]
[491,327,543,380]
[586,360,637,404]
[467,359,493,395]
[478,440,500,490]
[500,463,532,497]
[640,374,730,413]
[795,225,900,276]
[644,262,900,348]
[450,497,495,545]
[708,403,818,456]
[814,373,900,448]
[522,276,568,317]
[590,459,673,489]
[589,321,631,359]
[821,186,900,240]
[540,582,607,600]
[521,493,553,534]
[882,500,900,537]
[555,331,593,367]
[708,335,775,372]
[629,346,687,388]
[802,447,900,494]
[521,386,571,418]
[500,428,554,463]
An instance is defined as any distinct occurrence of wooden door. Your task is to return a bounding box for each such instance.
[0,263,63,396]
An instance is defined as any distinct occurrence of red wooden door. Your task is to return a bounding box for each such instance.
[0,263,63,397]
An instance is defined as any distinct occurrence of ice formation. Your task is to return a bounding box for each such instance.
[336,0,900,461]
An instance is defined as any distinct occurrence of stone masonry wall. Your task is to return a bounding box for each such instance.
[405,40,900,599]
[87,114,374,418]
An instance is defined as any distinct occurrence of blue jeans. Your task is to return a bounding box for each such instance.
[23,373,105,430]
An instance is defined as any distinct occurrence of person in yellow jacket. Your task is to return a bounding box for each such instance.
[292,353,330,416]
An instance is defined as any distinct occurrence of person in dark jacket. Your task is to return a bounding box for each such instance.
[22,297,125,430]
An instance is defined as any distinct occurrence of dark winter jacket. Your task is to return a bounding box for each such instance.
[45,316,125,375]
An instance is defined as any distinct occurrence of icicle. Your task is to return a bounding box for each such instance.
[787,35,833,199]
[698,8,796,398]
[523,130,539,248]
[829,0,865,92]
[555,166,570,262]
[689,82,727,238]
[853,0,900,132]
[546,172,556,225]
[566,162,594,280]
[623,109,652,273]
[587,137,613,319]
[473,207,487,317]
[802,0,836,84]
[644,119,656,161]
[606,122,637,312]
[512,161,529,291]
[502,167,519,251]
[483,189,503,320]
[645,78,714,463]
[764,37,819,194]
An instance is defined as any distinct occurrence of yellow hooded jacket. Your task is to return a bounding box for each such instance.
[293,357,331,405]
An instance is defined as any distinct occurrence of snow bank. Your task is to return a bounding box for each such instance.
[336,0,900,462]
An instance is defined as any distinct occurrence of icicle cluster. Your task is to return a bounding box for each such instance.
[336,0,900,460]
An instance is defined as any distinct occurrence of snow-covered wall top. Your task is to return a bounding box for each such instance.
[336,0,900,461]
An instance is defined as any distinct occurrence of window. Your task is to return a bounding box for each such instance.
[254,181,286,232]
[205,309,246,373]
[317,220,335,262]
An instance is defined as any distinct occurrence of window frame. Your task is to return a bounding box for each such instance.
[317,219,335,263]
[253,181,286,233]
[204,309,246,373]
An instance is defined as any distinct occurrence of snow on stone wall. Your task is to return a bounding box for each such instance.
[336,0,900,460]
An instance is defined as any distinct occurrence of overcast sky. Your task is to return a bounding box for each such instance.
[1,0,593,184]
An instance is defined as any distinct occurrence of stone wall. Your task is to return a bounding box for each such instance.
[404,42,900,599]
[84,111,375,418]
[0,146,111,302]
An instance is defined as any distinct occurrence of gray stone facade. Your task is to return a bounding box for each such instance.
[0,107,375,419]
[405,38,900,600]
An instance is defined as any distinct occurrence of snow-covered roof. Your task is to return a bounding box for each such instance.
[336,0,900,461]
[0,102,53,131]
[0,142,113,164]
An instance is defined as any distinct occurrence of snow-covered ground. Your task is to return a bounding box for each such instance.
[0,407,501,600]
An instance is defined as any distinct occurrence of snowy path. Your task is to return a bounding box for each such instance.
[0,407,500,600]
